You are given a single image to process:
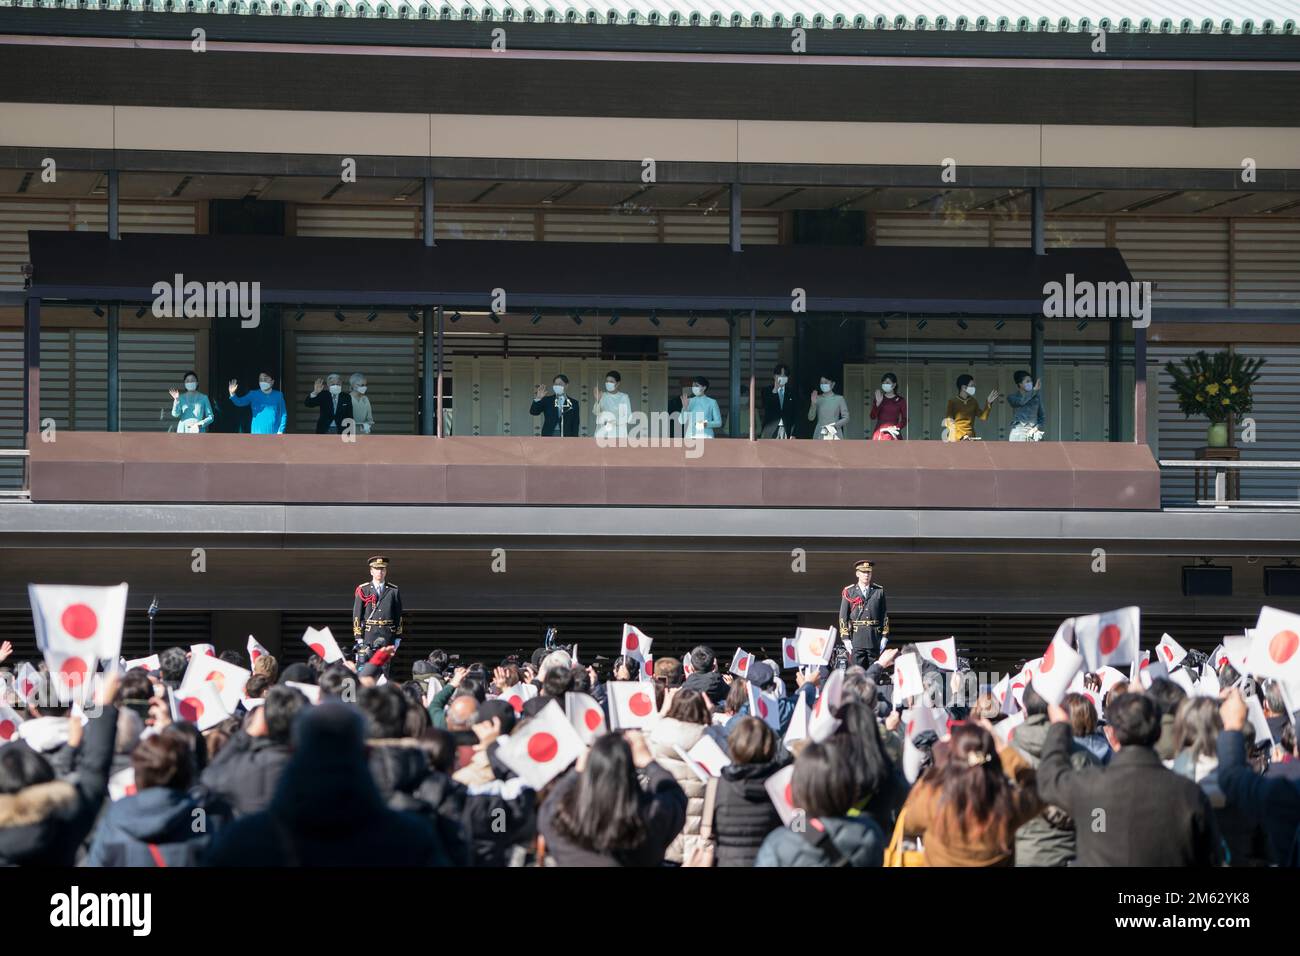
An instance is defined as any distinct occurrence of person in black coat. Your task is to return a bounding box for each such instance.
[204,702,450,866]
[760,364,798,439]
[0,684,117,866]
[305,373,355,434]
[529,375,581,437]
[199,685,307,816]
[714,716,791,867]
[1216,688,1300,865]
[1037,692,1222,866]
[681,646,729,707]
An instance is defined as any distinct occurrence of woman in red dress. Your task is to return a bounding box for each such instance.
[870,372,907,440]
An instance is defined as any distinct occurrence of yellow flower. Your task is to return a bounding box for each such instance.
[1225,378,1233,385]
[1196,393,1205,402]
[1230,386,1239,395]
[1206,383,1220,396]
[1222,398,1231,406]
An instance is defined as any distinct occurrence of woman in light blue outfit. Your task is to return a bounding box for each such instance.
[678,376,722,439]
[169,370,214,433]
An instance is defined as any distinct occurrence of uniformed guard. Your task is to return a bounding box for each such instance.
[838,559,889,669]
[353,555,404,646]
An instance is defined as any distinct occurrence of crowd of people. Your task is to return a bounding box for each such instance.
[1,624,1297,868]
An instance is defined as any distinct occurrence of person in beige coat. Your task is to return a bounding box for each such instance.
[645,689,712,864]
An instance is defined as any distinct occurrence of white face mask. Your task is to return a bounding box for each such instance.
[776,376,788,387]
[691,385,704,397]
[605,381,616,392]
[820,383,832,393]
[184,381,198,392]
[881,383,894,393]
[966,385,977,397]
[553,384,565,396]
[259,381,273,392]
[1022,380,1034,392]
[328,384,342,396]
[355,385,367,394]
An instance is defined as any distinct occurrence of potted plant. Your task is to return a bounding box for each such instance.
[1164,350,1265,448]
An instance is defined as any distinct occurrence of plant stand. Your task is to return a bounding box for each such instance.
[1194,446,1241,506]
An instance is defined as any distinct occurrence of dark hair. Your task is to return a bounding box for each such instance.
[427,649,450,673]
[1171,697,1221,761]
[360,684,407,739]
[160,722,208,774]
[654,657,684,688]
[792,740,859,820]
[833,699,895,802]
[570,667,592,694]
[880,372,898,386]
[690,645,716,675]
[729,716,777,765]
[117,669,155,708]
[1013,369,1032,386]
[841,666,878,710]
[665,689,711,727]
[1063,692,1097,736]
[692,376,709,390]
[551,734,647,853]
[420,728,456,774]
[1021,680,1049,718]
[921,723,1020,855]
[773,364,791,377]
[244,673,272,699]
[457,677,487,703]
[1105,692,1162,747]
[218,650,244,668]
[0,742,54,795]
[132,733,194,791]
[605,370,621,383]
[819,373,836,387]
[553,373,570,385]
[542,665,575,699]
[264,685,310,744]
[259,372,275,381]
[956,374,975,391]
[182,370,199,382]
[1146,678,1187,718]
[318,662,355,700]
[159,647,188,685]
[1264,680,1288,717]
[724,678,749,715]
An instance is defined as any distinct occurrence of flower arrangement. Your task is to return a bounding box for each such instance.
[1164,350,1265,424]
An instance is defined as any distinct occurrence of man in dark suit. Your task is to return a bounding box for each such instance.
[839,559,888,669]
[306,373,354,435]
[761,363,797,439]
[1037,692,1222,866]
[529,374,580,437]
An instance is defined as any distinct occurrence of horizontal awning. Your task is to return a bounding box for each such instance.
[26,231,1135,316]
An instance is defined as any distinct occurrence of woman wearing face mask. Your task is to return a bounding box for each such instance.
[1006,370,1046,442]
[870,372,907,440]
[348,373,374,434]
[808,375,849,440]
[678,377,722,439]
[227,372,287,435]
[760,364,795,439]
[592,370,632,442]
[169,371,214,434]
[942,374,1000,441]
[306,372,355,435]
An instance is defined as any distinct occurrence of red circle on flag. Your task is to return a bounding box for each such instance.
[813,693,823,717]
[125,783,137,797]
[1011,681,1024,694]
[785,644,796,661]
[19,680,33,698]
[896,670,904,689]
[1217,655,1229,667]
[309,643,326,658]
[251,650,262,662]
[584,708,602,731]
[508,695,524,714]
[206,672,226,694]
[1269,630,1299,666]
[0,720,15,740]
[60,657,88,688]
[783,782,793,806]
[1041,643,1056,674]
[906,720,916,737]
[931,647,948,665]
[808,637,825,658]
[1099,625,1121,655]
[643,659,652,676]
[625,633,639,651]
[527,732,558,763]
[757,697,769,718]
[61,603,98,640]
[629,692,653,717]
[737,657,749,672]
[179,697,204,722]
[1161,644,1174,663]
[1139,658,1150,670]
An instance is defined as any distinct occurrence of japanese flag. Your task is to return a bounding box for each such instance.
[1196,666,1221,699]
[1130,650,1149,687]
[1168,667,1196,696]
[190,644,216,659]
[682,653,695,676]
[1221,635,1251,674]
[1248,607,1300,685]
[639,655,654,683]
[783,691,810,748]
[792,627,835,666]
[902,704,946,783]
[1067,672,1103,719]
[916,638,957,672]
[781,638,798,670]
[172,679,230,732]
[1209,644,1230,672]
[501,682,538,716]
[747,682,782,732]
[302,626,344,664]
[29,583,128,702]
[991,674,1011,707]
[496,700,584,790]
[1005,667,1032,715]
[729,647,755,678]
[892,652,924,703]
[1030,634,1083,707]
[247,635,269,669]
[107,767,137,803]
[991,711,1025,745]
[181,654,250,715]
[13,662,40,707]
[808,669,844,743]
[764,764,798,826]
[621,623,653,660]
[685,734,731,779]
[607,681,657,730]
[1138,656,1168,690]
[0,701,23,742]
[124,654,161,673]
[1156,633,1188,670]
[1097,666,1128,697]
[285,681,320,704]
[1073,606,1140,671]
[564,691,607,744]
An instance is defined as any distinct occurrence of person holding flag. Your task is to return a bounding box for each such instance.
[838,560,889,670]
